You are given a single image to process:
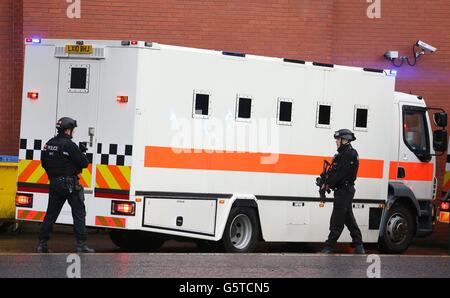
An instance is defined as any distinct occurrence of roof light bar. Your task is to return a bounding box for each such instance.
[25,37,41,44]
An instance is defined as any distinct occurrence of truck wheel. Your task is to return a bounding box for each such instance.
[7,221,22,235]
[0,223,7,234]
[109,230,165,252]
[222,207,260,253]
[378,204,415,254]
[0,222,20,234]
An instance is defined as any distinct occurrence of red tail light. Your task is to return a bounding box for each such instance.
[27,92,39,100]
[16,193,33,208]
[131,40,138,45]
[116,95,128,103]
[440,202,450,211]
[111,201,135,216]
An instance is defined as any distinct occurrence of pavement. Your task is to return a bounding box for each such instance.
[0,253,449,278]
[0,221,448,254]
[0,221,448,278]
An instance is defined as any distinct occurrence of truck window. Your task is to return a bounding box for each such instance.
[237,97,252,119]
[356,108,368,127]
[403,107,430,158]
[354,105,369,130]
[70,68,87,89]
[316,103,332,128]
[68,65,90,93]
[277,99,293,125]
[192,91,210,118]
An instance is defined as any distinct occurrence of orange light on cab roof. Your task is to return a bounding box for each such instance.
[116,95,128,103]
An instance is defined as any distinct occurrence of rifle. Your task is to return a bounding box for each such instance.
[316,159,332,203]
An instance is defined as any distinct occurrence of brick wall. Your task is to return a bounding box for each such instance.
[1,0,449,187]
[0,0,22,156]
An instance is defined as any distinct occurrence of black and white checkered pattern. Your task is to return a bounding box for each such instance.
[19,139,42,160]
[97,143,133,166]
[19,138,93,163]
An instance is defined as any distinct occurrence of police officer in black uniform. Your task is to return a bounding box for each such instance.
[37,117,95,253]
[320,129,365,254]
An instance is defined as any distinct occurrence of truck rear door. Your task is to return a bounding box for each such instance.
[56,59,100,196]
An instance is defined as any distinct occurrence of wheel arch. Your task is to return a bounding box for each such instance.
[217,195,264,241]
[379,182,420,237]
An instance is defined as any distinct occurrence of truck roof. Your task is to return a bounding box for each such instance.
[29,38,398,78]
[394,91,427,106]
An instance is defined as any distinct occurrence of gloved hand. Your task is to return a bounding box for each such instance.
[79,142,87,153]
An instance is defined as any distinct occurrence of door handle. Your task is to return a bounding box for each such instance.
[88,127,95,147]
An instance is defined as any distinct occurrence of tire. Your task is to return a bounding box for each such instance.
[378,204,416,254]
[109,230,165,252]
[222,207,260,253]
[0,223,7,234]
[7,221,22,235]
[0,222,21,234]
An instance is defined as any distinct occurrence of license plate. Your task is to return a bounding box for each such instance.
[65,45,93,54]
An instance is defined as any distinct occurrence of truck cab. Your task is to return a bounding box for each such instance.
[379,92,448,252]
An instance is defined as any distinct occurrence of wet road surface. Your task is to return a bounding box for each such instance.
[0,253,449,278]
[0,222,448,278]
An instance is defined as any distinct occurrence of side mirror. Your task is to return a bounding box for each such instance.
[433,130,448,153]
[433,112,447,128]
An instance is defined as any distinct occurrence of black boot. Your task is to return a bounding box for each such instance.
[76,241,95,253]
[354,244,365,254]
[319,245,335,254]
[36,241,50,253]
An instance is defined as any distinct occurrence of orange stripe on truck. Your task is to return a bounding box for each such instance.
[79,164,92,188]
[108,165,130,190]
[95,216,126,228]
[389,161,434,181]
[17,210,46,221]
[37,171,49,184]
[95,167,110,189]
[18,160,93,186]
[18,160,41,183]
[95,165,131,191]
[443,172,450,192]
[144,146,385,178]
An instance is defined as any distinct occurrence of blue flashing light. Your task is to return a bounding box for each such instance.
[25,37,41,44]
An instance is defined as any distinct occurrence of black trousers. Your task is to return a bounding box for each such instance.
[38,179,87,243]
[325,185,363,247]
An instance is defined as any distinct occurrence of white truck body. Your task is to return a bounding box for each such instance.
[16,39,440,250]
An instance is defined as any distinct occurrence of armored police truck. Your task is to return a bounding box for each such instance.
[15,38,448,253]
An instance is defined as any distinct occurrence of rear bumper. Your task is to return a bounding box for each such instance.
[15,191,136,230]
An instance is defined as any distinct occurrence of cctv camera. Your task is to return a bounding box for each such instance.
[416,40,437,53]
[384,51,399,60]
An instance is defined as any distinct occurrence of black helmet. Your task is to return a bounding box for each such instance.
[56,117,77,133]
[334,129,356,142]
